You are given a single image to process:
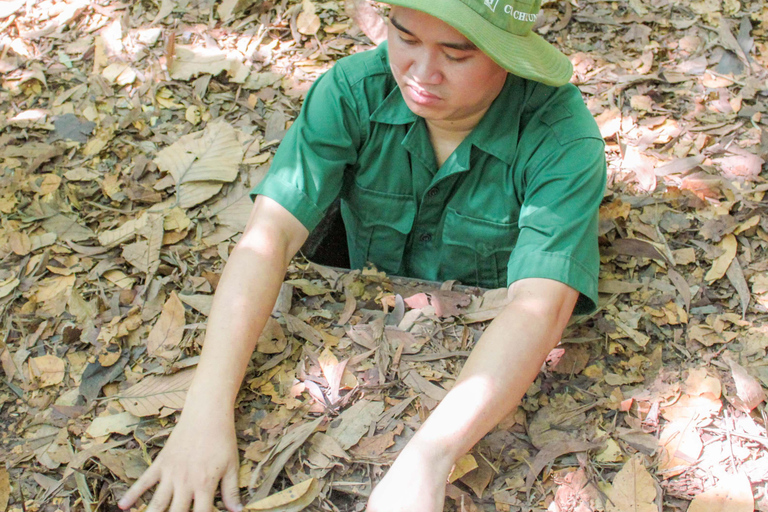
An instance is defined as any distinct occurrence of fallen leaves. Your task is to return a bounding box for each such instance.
[118,368,196,417]
[605,456,658,512]
[687,472,754,512]
[154,121,244,208]
[245,477,321,511]
[0,1,767,512]
[146,292,187,360]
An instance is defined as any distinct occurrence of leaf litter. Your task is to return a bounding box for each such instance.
[1,1,768,512]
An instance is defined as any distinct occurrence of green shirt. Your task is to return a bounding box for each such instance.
[252,43,606,314]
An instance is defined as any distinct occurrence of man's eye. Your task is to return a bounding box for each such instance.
[399,35,417,45]
[445,53,468,62]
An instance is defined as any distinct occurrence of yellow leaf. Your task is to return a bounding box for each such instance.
[9,231,31,255]
[448,453,478,483]
[297,0,320,35]
[688,472,753,512]
[245,478,320,512]
[658,420,702,474]
[0,277,20,299]
[118,368,195,417]
[0,467,9,512]
[705,234,737,282]
[154,121,243,208]
[103,269,136,289]
[606,455,657,512]
[735,215,760,234]
[29,354,66,387]
[146,292,186,360]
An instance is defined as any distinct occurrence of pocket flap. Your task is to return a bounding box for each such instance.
[345,183,417,234]
[443,209,517,257]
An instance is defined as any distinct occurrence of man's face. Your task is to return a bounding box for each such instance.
[387,7,508,126]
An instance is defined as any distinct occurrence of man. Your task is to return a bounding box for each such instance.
[119,1,606,511]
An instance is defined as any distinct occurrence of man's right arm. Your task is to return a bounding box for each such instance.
[119,195,309,512]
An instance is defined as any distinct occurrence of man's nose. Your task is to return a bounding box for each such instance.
[411,52,442,84]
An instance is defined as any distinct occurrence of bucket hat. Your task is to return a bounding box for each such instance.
[381,0,573,87]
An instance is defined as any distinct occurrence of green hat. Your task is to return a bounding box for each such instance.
[381,0,573,87]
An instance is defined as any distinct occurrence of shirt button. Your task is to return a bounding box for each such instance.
[427,187,439,198]
[419,233,432,243]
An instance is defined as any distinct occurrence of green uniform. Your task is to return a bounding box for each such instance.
[251,42,606,314]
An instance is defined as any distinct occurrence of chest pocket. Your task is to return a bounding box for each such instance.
[440,209,518,288]
[343,182,416,275]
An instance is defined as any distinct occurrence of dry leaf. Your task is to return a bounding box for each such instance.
[29,355,66,387]
[86,412,140,438]
[327,399,385,450]
[0,467,10,512]
[606,455,657,512]
[154,121,243,208]
[118,368,195,417]
[146,292,186,360]
[448,453,478,483]
[705,234,737,282]
[724,355,766,413]
[687,472,753,512]
[245,477,320,512]
[459,455,494,499]
[658,420,702,474]
[297,0,321,35]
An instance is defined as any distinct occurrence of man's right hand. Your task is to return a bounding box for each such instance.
[118,196,310,512]
[118,406,243,512]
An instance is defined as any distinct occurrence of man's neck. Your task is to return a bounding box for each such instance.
[426,107,489,167]
[425,106,489,141]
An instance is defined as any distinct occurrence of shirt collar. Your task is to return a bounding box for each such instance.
[371,69,526,164]
[370,85,418,125]
[465,74,525,166]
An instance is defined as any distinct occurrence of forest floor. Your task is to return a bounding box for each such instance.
[1,0,768,511]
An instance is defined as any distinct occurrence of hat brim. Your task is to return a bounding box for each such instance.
[381,0,573,87]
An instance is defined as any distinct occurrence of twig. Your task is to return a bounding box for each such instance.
[703,426,768,449]
[18,474,27,512]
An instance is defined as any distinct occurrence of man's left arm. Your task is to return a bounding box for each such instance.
[367,277,578,512]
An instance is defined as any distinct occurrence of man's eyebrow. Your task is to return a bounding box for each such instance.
[390,15,478,52]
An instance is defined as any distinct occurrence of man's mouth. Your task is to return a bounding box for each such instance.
[405,83,442,104]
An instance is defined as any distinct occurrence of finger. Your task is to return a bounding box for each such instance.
[119,465,161,510]
[220,464,243,512]
[145,481,174,512]
[193,490,214,512]
[169,488,194,512]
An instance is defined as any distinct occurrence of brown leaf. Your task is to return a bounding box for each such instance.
[245,477,320,512]
[448,454,478,483]
[687,471,753,512]
[658,420,702,475]
[349,429,397,459]
[28,354,66,387]
[725,257,750,318]
[724,355,766,413]
[9,231,31,255]
[606,455,657,512]
[551,344,590,375]
[705,234,737,282]
[326,399,385,450]
[118,368,195,417]
[0,467,9,512]
[459,455,494,499]
[525,440,604,491]
[146,291,186,360]
[607,238,667,261]
[344,0,387,44]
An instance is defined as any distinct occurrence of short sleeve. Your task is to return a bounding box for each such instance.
[250,64,363,232]
[506,134,606,315]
